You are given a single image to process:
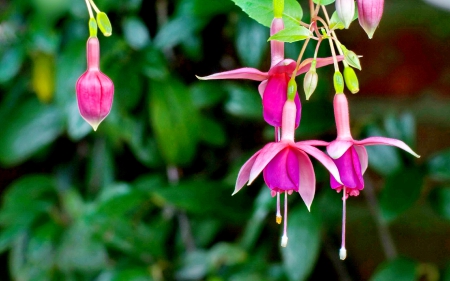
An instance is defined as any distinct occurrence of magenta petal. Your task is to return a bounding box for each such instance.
[333,147,363,189]
[354,145,368,174]
[354,136,420,158]
[327,140,354,159]
[258,80,268,98]
[330,173,342,189]
[297,56,345,75]
[262,74,288,127]
[196,68,268,81]
[296,144,342,184]
[295,150,315,211]
[263,148,298,192]
[351,147,364,189]
[249,142,286,184]
[234,150,261,195]
[297,140,329,146]
[268,59,297,75]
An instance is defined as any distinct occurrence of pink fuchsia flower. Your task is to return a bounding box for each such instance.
[76,37,114,131]
[357,0,384,39]
[197,18,343,128]
[234,99,342,247]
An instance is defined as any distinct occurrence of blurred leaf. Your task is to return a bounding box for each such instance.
[142,47,169,80]
[66,98,92,141]
[128,119,163,168]
[199,116,227,147]
[60,188,85,220]
[281,205,321,281]
[383,113,416,149]
[0,46,25,84]
[149,78,199,166]
[180,34,203,61]
[122,17,150,50]
[236,14,268,68]
[296,100,334,137]
[427,149,450,181]
[370,258,417,281]
[132,174,165,193]
[87,138,115,191]
[190,81,226,109]
[0,99,64,166]
[379,167,424,222]
[97,268,153,281]
[224,83,262,119]
[154,16,206,50]
[177,0,235,17]
[365,125,403,176]
[312,0,335,4]
[96,183,147,217]
[176,250,209,280]
[109,56,143,110]
[32,52,55,103]
[231,0,303,29]
[268,26,312,43]
[429,186,450,220]
[209,243,247,269]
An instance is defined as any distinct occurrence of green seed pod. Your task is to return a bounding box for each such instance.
[287,77,297,101]
[89,18,97,37]
[343,66,359,94]
[97,12,112,37]
[334,71,344,94]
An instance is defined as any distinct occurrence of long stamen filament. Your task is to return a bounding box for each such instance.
[340,186,347,260]
[276,192,282,224]
[281,192,288,247]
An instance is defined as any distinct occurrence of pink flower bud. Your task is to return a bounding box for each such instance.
[336,0,355,29]
[76,37,114,131]
[357,0,384,39]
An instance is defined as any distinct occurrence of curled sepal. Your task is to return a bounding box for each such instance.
[334,71,344,94]
[76,37,114,131]
[89,18,98,37]
[303,61,318,100]
[287,77,297,101]
[340,45,361,70]
[357,0,384,39]
[343,66,359,94]
[97,12,112,37]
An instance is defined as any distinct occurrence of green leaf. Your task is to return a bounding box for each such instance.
[427,149,450,181]
[122,17,150,50]
[176,0,236,17]
[154,16,206,50]
[0,46,25,84]
[281,206,321,281]
[175,250,209,280]
[199,116,227,147]
[379,167,424,222]
[0,99,64,166]
[268,26,312,43]
[236,14,268,67]
[370,258,417,281]
[231,0,303,29]
[329,12,345,30]
[190,81,226,109]
[429,186,450,220]
[149,78,200,166]
[224,83,262,120]
[312,0,335,5]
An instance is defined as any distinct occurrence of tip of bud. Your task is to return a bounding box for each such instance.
[281,235,288,247]
[339,248,347,260]
[276,215,282,224]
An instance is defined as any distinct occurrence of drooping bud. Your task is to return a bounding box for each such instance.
[96,12,112,37]
[357,0,384,39]
[303,60,318,100]
[335,0,355,29]
[76,37,114,131]
[340,45,361,70]
[287,77,297,101]
[343,66,359,94]
[334,71,344,94]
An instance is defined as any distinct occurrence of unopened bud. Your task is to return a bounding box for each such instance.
[343,66,359,94]
[336,0,355,29]
[287,77,297,101]
[334,71,344,93]
[357,0,384,39]
[97,12,112,37]
[89,18,97,37]
[303,62,318,100]
[341,45,361,70]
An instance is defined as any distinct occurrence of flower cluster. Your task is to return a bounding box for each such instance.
[198,0,418,260]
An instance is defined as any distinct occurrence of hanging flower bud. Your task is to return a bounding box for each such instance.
[340,45,361,70]
[336,0,355,29]
[334,71,344,94]
[357,0,384,39]
[76,37,114,131]
[343,66,359,94]
[303,60,318,100]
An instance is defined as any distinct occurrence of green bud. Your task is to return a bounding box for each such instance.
[96,12,112,37]
[334,71,344,93]
[287,77,297,101]
[89,18,97,37]
[303,60,318,100]
[340,44,361,70]
[343,66,359,94]
[273,0,284,18]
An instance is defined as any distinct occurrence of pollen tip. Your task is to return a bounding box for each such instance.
[339,247,347,260]
[276,215,282,224]
[281,235,288,247]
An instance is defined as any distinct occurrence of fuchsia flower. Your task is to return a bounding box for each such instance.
[234,99,342,247]
[357,0,384,39]
[198,18,342,128]
[76,37,114,131]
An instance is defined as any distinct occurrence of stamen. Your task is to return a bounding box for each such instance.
[275,126,281,142]
[276,192,282,224]
[340,186,347,260]
[281,192,288,247]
